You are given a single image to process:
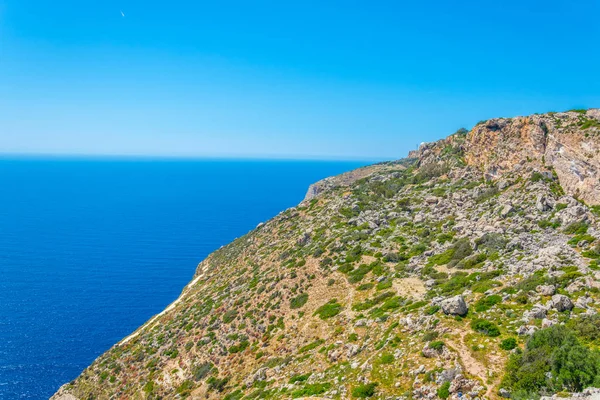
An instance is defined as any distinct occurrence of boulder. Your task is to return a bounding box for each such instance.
[517,325,538,336]
[346,344,361,358]
[551,294,574,312]
[542,318,556,328]
[441,295,468,316]
[536,285,556,296]
[500,203,515,218]
[524,305,547,320]
[536,195,554,212]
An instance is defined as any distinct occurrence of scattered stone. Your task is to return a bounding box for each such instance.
[536,195,554,212]
[536,285,556,296]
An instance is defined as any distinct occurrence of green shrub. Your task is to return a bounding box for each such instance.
[474,295,503,312]
[414,162,449,183]
[380,296,404,311]
[291,383,331,398]
[223,390,243,400]
[567,234,596,247]
[228,340,249,354]
[379,353,394,364]
[352,292,394,311]
[314,299,343,319]
[471,279,502,294]
[376,280,392,290]
[290,293,309,309]
[582,242,600,259]
[176,380,194,396]
[289,373,311,383]
[207,376,229,392]
[500,338,517,351]
[429,248,454,265]
[143,381,155,393]
[531,172,545,182]
[299,339,325,353]
[425,305,440,315]
[564,222,589,235]
[429,239,473,267]
[422,331,438,342]
[471,319,500,337]
[502,325,600,395]
[567,314,600,343]
[429,340,445,351]
[515,294,529,304]
[538,219,560,229]
[510,270,552,293]
[347,263,373,283]
[437,270,502,296]
[458,252,487,269]
[437,381,450,399]
[352,383,377,398]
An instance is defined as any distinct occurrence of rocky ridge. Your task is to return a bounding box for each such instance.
[53,109,600,400]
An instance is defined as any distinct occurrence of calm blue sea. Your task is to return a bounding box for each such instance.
[0,158,370,400]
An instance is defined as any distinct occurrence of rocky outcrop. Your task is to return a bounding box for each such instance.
[411,110,600,204]
[465,110,600,205]
[303,162,406,201]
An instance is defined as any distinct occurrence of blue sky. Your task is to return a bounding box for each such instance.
[0,1,598,160]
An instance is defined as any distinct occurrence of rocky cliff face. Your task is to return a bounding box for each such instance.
[410,109,600,205]
[53,110,600,400]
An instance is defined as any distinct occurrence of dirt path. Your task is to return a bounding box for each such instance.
[446,331,503,399]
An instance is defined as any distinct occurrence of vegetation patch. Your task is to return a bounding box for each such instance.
[502,325,600,397]
[314,299,343,319]
[352,383,377,398]
[474,294,502,312]
[437,382,450,399]
[500,338,517,351]
[291,383,331,398]
[290,293,309,309]
[471,319,500,337]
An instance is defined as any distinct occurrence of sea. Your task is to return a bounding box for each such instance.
[0,157,371,399]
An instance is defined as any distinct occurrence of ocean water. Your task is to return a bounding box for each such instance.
[0,158,370,400]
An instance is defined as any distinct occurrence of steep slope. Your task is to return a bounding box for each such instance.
[53,110,600,400]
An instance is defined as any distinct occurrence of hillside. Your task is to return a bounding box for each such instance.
[53,109,600,400]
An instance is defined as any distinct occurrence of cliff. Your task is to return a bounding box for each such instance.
[53,109,600,400]
[409,109,600,205]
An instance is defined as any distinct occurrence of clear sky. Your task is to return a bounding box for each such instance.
[0,1,598,160]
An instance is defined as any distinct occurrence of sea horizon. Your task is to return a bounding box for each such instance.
[0,152,392,163]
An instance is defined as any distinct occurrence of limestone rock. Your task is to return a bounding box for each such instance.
[441,295,468,316]
[551,294,574,312]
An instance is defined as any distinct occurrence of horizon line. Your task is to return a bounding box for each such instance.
[0,151,393,163]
